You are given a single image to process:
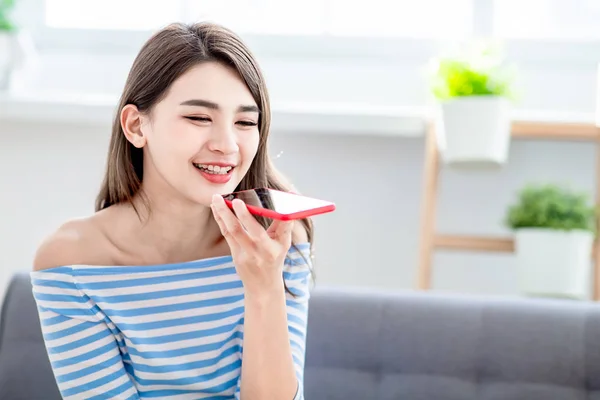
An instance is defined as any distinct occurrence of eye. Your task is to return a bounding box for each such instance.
[237,120,258,127]
[185,116,211,123]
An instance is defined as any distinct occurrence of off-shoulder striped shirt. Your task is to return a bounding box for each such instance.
[30,243,311,399]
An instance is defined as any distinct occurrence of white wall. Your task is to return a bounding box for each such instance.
[1,45,599,298]
[0,120,596,299]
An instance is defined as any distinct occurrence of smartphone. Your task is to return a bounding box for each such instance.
[222,188,336,221]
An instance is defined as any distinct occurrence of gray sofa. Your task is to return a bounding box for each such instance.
[2,273,600,400]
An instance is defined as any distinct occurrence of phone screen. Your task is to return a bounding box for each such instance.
[223,188,333,215]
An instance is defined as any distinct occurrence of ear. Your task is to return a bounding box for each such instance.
[120,104,147,148]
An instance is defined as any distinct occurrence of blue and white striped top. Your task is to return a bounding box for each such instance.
[30,243,311,400]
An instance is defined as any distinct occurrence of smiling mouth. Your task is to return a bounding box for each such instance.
[193,163,234,175]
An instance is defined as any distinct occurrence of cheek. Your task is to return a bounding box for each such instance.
[149,118,202,157]
[143,123,197,177]
[240,132,260,162]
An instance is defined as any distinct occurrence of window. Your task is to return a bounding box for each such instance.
[32,0,600,62]
[42,0,473,38]
[493,0,600,39]
[185,0,328,36]
[45,0,181,31]
[327,0,472,38]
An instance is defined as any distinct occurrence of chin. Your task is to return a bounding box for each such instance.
[186,166,247,206]
[189,182,241,208]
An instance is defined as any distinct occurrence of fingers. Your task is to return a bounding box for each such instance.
[212,194,292,251]
[211,200,238,249]
[267,219,294,243]
[211,194,253,249]
[231,199,268,239]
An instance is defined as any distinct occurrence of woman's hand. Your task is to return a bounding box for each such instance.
[211,194,293,297]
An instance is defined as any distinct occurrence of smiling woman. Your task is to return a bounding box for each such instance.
[115,60,263,207]
[30,22,314,400]
[178,95,261,185]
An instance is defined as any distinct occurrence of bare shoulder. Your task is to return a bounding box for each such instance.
[291,220,309,244]
[33,216,107,271]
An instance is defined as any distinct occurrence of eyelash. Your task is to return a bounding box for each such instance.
[185,116,258,127]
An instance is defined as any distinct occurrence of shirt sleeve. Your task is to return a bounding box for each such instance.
[235,243,312,400]
[30,267,140,400]
[284,244,312,400]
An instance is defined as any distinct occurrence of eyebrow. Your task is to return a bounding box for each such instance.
[180,99,260,113]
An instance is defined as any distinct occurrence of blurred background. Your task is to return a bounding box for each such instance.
[2,0,600,301]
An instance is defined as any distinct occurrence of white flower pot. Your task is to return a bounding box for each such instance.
[0,31,15,90]
[0,31,37,92]
[437,96,512,166]
[0,32,13,90]
[514,228,594,300]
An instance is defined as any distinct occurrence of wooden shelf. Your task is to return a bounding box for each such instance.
[434,235,515,253]
[434,234,598,258]
[417,118,600,300]
[511,121,600,141]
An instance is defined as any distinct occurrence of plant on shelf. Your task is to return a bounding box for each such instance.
[504,183,597,300]
[505,183,596,233]
[0,0,17,32]
[428,40,517,166]
[0,0,18,90]
[430,42,515,101]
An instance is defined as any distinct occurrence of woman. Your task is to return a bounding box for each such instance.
[30,22,314,400]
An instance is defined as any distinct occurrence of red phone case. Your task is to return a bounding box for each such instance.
[223,188,335,221]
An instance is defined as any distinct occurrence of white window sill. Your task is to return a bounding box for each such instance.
[0,91,597,137]
[0,91,430,136]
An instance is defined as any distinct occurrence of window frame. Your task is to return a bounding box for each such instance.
[23,0,482,57]
[18,0,600,72]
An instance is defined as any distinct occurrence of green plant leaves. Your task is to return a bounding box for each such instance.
[0,0,15,9]
[0,16,15,31]
[505,183,597,233]
[428,40,517,101]
[0,0,16,32]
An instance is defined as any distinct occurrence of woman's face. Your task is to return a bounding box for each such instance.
[125,61,261,207]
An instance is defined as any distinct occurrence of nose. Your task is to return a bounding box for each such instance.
[207,124,239,155]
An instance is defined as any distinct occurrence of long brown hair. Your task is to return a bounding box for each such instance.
[95,22,314,274]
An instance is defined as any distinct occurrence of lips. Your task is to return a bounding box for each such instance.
[193,163,233,175]
[193,163,235,184]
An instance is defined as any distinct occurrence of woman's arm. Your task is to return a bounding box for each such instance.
[242,285,300,399]
[32,234,140,400]
[210,194,311,400]
[239,241,311,400]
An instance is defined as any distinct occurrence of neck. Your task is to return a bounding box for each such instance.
[122,185,226,264]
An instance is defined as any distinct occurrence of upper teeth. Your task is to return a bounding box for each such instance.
[195,164,233,174]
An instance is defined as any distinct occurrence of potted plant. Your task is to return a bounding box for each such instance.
[428,41,517,166]
[505,183,597,299]
[0,0,17,90]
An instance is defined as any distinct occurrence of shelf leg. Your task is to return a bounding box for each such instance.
[417,123,440,290]
[594,140,600,301]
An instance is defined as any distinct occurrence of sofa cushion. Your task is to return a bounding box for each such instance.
[0,274,61,400]
[303,287,600,400]
[2,273,600,400]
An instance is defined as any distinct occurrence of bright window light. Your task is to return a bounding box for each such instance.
[327,0,473,38]
[185,0,327,35]
[43,0,473,38]
[493,0,600,39]
[44,0,181,30]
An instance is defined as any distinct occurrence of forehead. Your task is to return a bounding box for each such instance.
[164,61,257,109]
